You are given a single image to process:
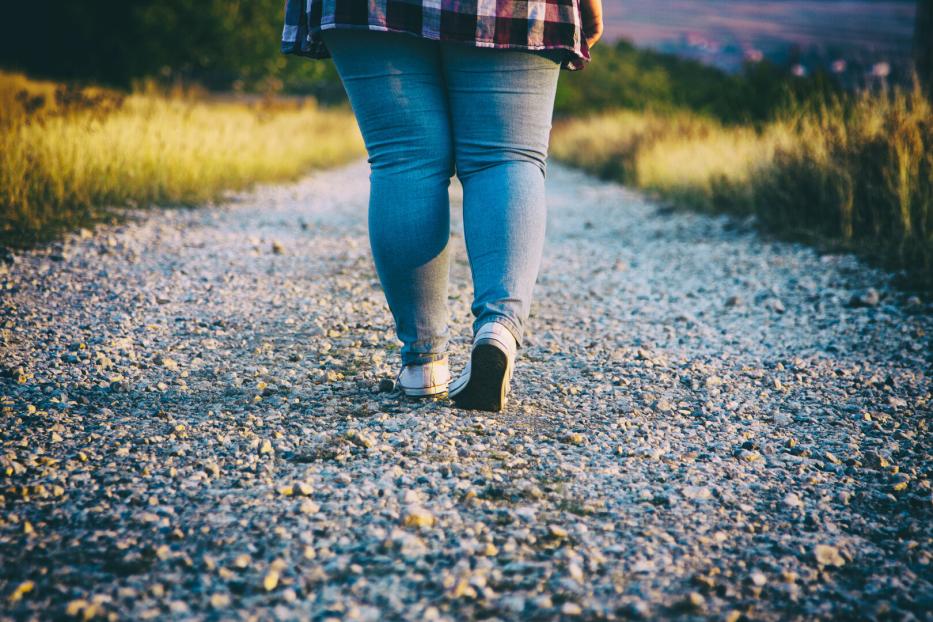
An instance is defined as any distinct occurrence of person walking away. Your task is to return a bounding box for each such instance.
[281,0,604,411]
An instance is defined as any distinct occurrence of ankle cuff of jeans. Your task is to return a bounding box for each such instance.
[402,351,447,366]
[475,316,523,350]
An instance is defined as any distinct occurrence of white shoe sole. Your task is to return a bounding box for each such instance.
[400,383,449,398]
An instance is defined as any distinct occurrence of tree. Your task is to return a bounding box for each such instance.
[0,0,341,96]
[917,0,933,95]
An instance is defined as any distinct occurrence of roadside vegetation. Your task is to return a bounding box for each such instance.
[551,43,933,289]
[2,11,930,289]
[0,72,363,247]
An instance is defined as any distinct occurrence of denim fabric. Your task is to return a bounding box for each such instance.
[321,29,561,365]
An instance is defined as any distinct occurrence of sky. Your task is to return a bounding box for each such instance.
[602,0,917,69]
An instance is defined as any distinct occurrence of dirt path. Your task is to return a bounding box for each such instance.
[1,160,930,620]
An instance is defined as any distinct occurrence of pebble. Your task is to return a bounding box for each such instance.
[403,506,435,528]
[561,602,583,616]
[814,544,846,567]
[263,570,280,591]
[849,287,881,307]
[683,592,706,610]
[783,493,803,508]
[682,486,712,500]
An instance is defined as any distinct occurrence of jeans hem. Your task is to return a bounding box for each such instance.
[474,315,523,349]
[401,350,448,366]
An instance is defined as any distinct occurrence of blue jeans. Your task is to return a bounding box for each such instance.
[321,29,562,365]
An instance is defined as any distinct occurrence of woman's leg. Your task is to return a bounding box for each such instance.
[439,44,562,347]
[321,29,454,365]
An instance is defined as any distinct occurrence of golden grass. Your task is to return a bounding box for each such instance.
[0,72,364,246]
[551,86,933,288]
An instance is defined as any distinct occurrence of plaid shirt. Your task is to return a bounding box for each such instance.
[281,0,590,70]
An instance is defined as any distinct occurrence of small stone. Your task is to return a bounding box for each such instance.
[725,295,742,307]
[824,451,842,465]
[233,554,251,569]
[263,569,280,591]
[153,355,179,371]
[783,493,803,508]
[548,524,569,538]
[8,580,34,603]
[300,499,320,514]
[210,593,231,608]
[271,241,285,255]
[500,595,526,614]
[346,429,375,449]
[683,486,712,500]
[622,600,650,619]
[750,571,767,586]
[891,473,910,492]
[849,288,880,308]
[403,506,435,528]
[259,440,274,454]
[772,412,792,425]
[561,602,583,616]
[814,544,845,567]
[565,433,586,445]
[682,592,706,610]
[65,600,90,617]
[568,562,584,584]
[737,449,762,463]
[377,378,396,393]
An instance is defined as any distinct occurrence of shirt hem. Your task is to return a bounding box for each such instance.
[283,23,589,71]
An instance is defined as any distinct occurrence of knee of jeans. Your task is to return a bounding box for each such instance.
[368,133,455,181]
[455,144,548,180]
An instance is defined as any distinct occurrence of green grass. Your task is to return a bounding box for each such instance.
[551,85,933,290]
[0,72,365,247]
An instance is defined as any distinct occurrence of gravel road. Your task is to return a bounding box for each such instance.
[1,160,930,621]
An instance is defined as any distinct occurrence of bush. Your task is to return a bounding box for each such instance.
[551,85,933,289]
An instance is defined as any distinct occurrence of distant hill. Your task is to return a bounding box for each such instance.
[603,0,917,73]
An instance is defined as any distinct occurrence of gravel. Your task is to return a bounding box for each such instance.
[1,160,931,620]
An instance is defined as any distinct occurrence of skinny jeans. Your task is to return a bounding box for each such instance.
[321,29,562,365]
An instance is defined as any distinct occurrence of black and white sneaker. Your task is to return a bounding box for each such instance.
[449,322,516,412]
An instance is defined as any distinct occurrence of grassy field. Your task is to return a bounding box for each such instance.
[551,86,933,289]
[0,72,364,247]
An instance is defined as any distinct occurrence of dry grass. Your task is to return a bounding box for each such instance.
[551,86,933,288]
[0,72,364,246]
